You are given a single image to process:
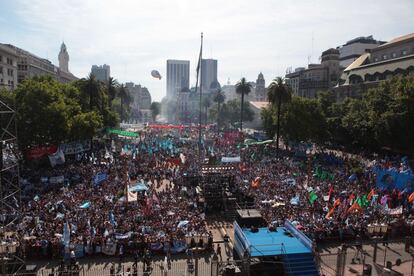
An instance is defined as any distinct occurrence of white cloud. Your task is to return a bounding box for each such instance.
[3,0,414,100]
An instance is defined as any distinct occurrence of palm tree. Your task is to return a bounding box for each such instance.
[85,73,100,111]
[202,97,211,125]
[213,89,225,132]
[107,77,118,108]
[118,84,132,122]
[235,77,252,132]
[267,77,291,155]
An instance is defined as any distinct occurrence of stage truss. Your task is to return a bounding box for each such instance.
[0,99,24,274]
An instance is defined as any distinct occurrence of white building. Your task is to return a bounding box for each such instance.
[166,59,190,98]
[337,35,385,68]
[222,84,236,103]
[91,64,110,82]
[0,44,18,90]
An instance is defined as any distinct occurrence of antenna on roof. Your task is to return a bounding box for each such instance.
[311,31,314,64]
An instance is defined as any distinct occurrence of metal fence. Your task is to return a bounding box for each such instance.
[316,239,414,276]
[4,260,213,276]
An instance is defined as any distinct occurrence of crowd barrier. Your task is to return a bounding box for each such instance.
[24,235,213,260]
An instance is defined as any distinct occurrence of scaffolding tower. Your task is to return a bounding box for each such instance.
[0,99,24,274]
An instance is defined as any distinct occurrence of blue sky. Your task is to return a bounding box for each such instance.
[1,0,414,101]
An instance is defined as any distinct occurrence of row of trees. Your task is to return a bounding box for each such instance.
[0,74,134,150]
[262,75,414,154]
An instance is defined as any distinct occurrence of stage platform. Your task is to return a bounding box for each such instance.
[234,220,319,275]
[241,227,311,257]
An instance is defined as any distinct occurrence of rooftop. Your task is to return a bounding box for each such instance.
[372,33,414,51]
[249,101,270,110]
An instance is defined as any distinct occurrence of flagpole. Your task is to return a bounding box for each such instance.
[197,32,203,159]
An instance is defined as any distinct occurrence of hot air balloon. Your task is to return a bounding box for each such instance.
[151,70,162,80]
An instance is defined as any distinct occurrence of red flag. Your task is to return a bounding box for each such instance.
[367,189,375,201]
[408,192,414,203]
[326,198,341,219]
[251,177,261,189]
[348,193,355,204]
[328,186,334,200]
[347,201,362,214]
[239,163,248,172]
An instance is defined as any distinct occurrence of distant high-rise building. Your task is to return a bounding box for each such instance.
[166,59,189,98]
[58,42,69,72]
[125,82,152,123]
[91,64,110,82]
[201,59,218,92]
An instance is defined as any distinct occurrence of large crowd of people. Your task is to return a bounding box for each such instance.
[3,126,414,260]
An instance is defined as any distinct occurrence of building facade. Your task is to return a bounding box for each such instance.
[222,84,236,103]
[201,59,218,92]
[91,64,110,82]
[285,48,341,98]
[254,72,266,101]
[176,87,199,124]
[0,43,77,87]
[337,35,385,68]
[334,33,414,100]
[0,44,18,90]
[125,82,152,123]
[166,59,190,98]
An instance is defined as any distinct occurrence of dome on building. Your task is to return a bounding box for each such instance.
[209,80,221,91]
[180,87,191,93]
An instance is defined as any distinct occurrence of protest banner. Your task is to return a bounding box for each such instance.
[59,140,91,155]
[26,145,58,160]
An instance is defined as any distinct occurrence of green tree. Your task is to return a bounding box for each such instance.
[107,77,118,108]
[117,84,132,122]
[150,102,161,122]
[235,77,252,132]
[267,77,291,154]
[15,76,77,149]
[202,96,211,124]
[213,89,225,131]
[69,111,103,140]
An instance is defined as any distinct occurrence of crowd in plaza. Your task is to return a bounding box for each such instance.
[5,126,414,260]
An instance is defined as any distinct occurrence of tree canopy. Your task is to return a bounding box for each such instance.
[2,75,129,150]
[261,75,414,154]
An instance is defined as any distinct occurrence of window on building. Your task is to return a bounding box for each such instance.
[0,55,2,62]
[382,55,387,60]
[0,66,3,75]
[374,57,379,62]
[401,50,407,56]
[392,52,397,58]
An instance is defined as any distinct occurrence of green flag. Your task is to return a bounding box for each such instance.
[357,195,369,208]
[309,191,318,205]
